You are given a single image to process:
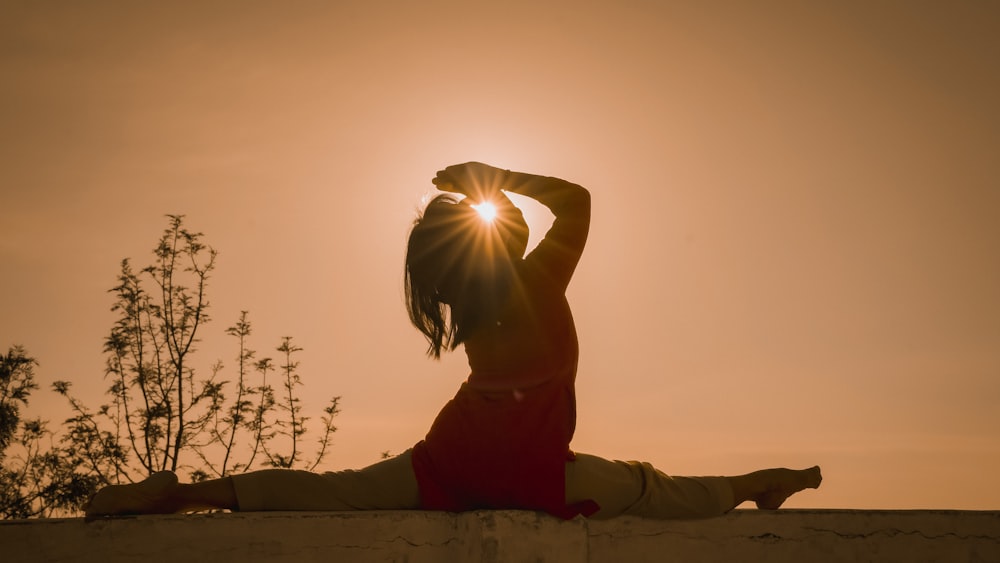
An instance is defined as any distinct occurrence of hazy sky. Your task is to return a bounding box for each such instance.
[2,1,997,510]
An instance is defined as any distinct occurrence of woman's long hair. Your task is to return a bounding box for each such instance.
[405,194,527,358]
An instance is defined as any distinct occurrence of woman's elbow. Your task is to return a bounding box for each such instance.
[569,182,591,213]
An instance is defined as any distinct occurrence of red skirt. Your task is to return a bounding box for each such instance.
[411,378,598,519]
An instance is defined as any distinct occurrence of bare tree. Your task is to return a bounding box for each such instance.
[53,215,340,490]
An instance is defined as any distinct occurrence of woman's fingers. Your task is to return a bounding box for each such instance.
[433,162,504,200]
[432,172,462,194]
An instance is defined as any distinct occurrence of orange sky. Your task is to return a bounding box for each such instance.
[1,1,997,510]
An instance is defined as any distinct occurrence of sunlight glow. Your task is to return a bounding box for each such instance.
[471,201,498,223]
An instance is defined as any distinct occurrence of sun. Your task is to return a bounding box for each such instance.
[471,201,498,223]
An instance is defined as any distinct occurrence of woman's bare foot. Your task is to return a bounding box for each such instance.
[728,466,822,511]
[752,466,823,509]
[84,471,179,522]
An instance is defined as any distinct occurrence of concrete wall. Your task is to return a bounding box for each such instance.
[2,510,997,562]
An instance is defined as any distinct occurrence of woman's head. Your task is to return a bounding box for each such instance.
[405,193,529,357]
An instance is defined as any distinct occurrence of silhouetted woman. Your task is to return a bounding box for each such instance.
[86,162,820,520]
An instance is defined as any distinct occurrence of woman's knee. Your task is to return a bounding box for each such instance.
[565,453,644,519]
[342,450,421,509]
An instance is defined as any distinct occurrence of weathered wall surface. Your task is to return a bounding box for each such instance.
[2,510,997,562]
[587,510,1000,563]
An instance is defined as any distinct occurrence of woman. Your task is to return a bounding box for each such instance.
[85,162,821,520]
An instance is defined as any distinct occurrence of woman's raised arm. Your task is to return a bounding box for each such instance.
[503,169,591,292]
[431,162,591,291]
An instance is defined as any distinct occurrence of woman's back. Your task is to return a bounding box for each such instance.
[463,262,578,391]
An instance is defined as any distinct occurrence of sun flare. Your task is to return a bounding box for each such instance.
[471,201,498,223]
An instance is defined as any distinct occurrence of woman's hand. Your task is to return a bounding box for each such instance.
[432,162,509,202]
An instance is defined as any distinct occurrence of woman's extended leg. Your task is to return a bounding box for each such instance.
[232,450,420,512]
[85,450,421,521]
[565,453,821,520]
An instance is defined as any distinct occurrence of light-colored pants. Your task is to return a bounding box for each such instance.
[231,450,734,520]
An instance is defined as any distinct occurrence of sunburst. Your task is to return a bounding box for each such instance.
[470,201,498,223]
